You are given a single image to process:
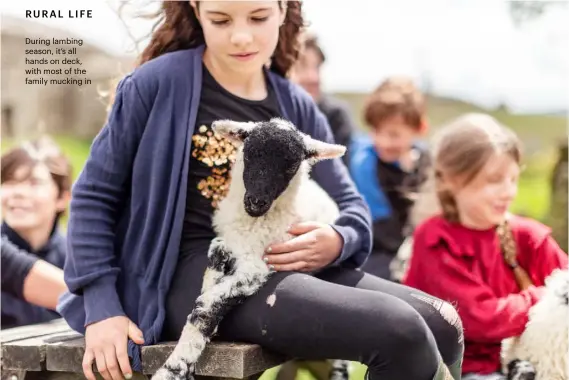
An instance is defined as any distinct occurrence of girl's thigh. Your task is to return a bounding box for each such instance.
[162,244,211,342]
[163,251,438,365]
[216,268,437,363]
[316,267,463,363]
[318,266,462,328]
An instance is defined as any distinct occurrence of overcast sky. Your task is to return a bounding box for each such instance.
[2,0,568,114]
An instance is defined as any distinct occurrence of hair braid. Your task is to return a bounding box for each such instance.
[496,218,533,290]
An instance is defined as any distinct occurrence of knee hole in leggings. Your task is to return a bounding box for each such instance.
[410,293,464,344]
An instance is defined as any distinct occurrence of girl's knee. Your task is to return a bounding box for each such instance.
[391,307,437,353]
[427,299,464,364]
[367,306,440,378]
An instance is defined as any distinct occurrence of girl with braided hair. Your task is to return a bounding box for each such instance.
[404,113,568,380]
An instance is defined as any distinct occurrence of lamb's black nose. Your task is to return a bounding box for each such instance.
[246,195,268,209]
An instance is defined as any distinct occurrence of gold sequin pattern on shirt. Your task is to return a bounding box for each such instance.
[192,124,238,208]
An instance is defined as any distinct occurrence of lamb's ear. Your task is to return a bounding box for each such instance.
[303,135,347,162]
[211,119,256,142]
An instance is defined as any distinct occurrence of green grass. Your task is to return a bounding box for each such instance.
[258,363,369,380]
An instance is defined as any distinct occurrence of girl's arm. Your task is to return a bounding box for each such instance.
[2,236,39,299]
[24,259,67,310]
[64,74,149,326]
[1,237,67,310]
[297,92,373,269]
[405,226,545,343]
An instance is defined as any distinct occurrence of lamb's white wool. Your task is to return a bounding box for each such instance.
[501,268,569,380]
[214,153,339,258]
[152,118,347,380]
[212,119,342,258]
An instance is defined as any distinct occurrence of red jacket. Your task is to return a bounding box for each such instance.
[403,215,568,375]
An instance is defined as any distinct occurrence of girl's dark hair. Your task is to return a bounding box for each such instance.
[137,1,305,77]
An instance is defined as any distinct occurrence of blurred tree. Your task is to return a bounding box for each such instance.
[548,142,568,253]
[509,1,566,26]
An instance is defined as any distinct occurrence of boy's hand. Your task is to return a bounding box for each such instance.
[263,222,343,272]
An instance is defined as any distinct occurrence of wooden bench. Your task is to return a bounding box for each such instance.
[1,319,288,380]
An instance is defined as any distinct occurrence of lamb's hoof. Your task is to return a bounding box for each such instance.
[507,359,536,380]
[151,362,195,380]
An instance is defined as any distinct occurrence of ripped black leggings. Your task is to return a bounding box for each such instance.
[163,248,464,380]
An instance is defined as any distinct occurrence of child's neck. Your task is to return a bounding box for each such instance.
[15,223,54,251]
[203,50,267,101]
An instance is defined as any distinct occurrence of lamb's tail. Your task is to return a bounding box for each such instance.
[151,323,208,380]
[506,359,536,380]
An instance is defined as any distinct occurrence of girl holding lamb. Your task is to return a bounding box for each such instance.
[57,2,463,380]
[403,113,568,380]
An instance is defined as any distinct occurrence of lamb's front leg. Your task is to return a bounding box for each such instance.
[151,242,269,380]
[199,237,235,291]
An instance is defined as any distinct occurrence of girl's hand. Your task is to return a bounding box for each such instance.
[263,222,343,272]
[83,316,144,380]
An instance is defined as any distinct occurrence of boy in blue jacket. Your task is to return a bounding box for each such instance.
[350,76,431,280]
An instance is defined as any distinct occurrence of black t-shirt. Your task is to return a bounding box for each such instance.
[179,64,282,257]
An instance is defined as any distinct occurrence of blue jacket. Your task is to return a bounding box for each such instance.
[1,222,65,328]
[58,45,372,370]
[349,135,429,220]
[349,135,392,222]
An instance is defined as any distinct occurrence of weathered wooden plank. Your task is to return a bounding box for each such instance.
[2,319,288,378]
[142,341,287,377]
[1,319,71,343]
[45,337,85,373]
[47,338,286,377]
[1,329,77,372]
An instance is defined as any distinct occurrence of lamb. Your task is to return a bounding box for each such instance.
[501,268,569,380]
[152,117,351,380]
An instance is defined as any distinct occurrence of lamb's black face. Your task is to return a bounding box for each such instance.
[211,117,347,217]
[242,123,307,217]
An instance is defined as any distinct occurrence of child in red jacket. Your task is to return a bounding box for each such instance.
[403,113,568,380]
